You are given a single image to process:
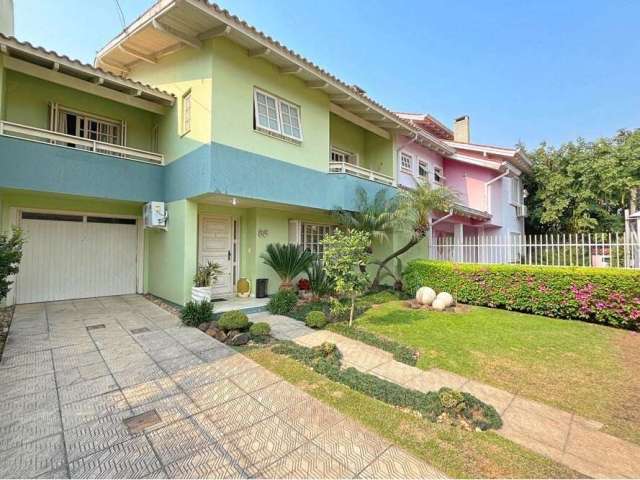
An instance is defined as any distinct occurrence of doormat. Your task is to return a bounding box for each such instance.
[210,298,227,303]
[123,409,161,433]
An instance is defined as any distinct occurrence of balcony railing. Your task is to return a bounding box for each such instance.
[328,161,394,186]
[0,121,164,165]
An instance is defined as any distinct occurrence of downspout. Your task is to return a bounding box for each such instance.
[484,163,510,214]
[428,209,454,259]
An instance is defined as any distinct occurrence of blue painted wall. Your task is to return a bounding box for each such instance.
[0,136,395,210]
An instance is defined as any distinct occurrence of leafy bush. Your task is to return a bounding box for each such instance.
[312,341,342,361]
[305,311,327,329]
[0,227,24,302]
[193,261,223,287]
[260,243,314,289]
[328,323,418,366]
[404,260,640,329]
[267,290,299,315]
[249,322,271,337]
[306,259,334,298]
[328,298,351,321]
[218,310,249,331]
[272,341,501,431]
[290,300,329,322]
[181,300,214,327]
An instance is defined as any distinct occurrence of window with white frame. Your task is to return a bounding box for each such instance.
[302,223,335,258]
[331,146,358,165]
[182,90,192,134]
[400,152,413,172]
[254,89,303,141]
[418,159,428,178]
[511,177,523,205]
[57,108,122,145]
[433,165,444,185]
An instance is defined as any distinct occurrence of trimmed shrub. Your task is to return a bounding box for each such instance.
[290,300,329,322]
[404,260,640,329]
[249,322,271,338]
[327,323,418,366]
[218,310,249,331]
[267,290,299,315]
[305,311,327,329]
[181,300,214,327]
[272,341,501,431]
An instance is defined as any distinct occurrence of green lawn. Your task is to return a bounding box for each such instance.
[355,301,640,445]
[244,346,580,479]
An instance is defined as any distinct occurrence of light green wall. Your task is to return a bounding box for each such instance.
[329,113,393,176]
[0,58,6,120]
[3,71,160,151]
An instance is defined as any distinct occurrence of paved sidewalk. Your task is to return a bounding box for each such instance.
[255,313,640,479]
[0,296,445,479]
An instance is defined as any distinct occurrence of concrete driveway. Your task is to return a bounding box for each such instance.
[0,295,443,479]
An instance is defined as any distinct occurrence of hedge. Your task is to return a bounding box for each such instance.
[404,260,640,329]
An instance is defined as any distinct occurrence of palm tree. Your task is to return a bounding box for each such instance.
[332,187,398,252]
[371,183,457,288]
[260,243,314,290]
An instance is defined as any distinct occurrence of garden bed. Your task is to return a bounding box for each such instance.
[0,305,14,361]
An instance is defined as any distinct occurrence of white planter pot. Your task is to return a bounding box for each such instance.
[191,286,212,303]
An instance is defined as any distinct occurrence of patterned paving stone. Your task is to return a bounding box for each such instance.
[55,361,112,388]
[121,377,182,409]
[158,353,203,374]
[164,445,246,479]
[69,436,162,479]
[229,366,281,393]
[251,380,312,413]
[131,393,199,432]
[0,349,52,369]
[146,343,192,363]
[187,378,246,411]
[195,345,236,363]
[61,391,131,431]
[197,395,273,437]
[258,442,354,479]
[171,363,222,391]
[0,373,57,402]
[357,446,446,479]
[278,398,345,440]
[148,417,217,465]
[0,361,55,383]
[112,363,167,389]
[0,407,62,451]
[217,415,308,475]
[1,389,59,421]
[65,412,137,462]
[53,351,104,371]
[0,434,66,478]
[312,420,390,474]
[58,374,119,405]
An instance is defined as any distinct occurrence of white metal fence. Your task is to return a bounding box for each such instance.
[428,232,640,268]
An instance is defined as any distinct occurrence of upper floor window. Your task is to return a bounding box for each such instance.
[56,107,122,145]
[331,146,358,165]
[182,90,192,135]
[433,166,444,185]
[511,177,523,205]
[400,152,413,172]
[254,89,303,142]
[418,159,428,178]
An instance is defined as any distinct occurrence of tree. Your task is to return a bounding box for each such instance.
[321,229,371,326]
[332,187,398,252]
[524,129,640,233]
[260,243,314,290]
[0,228,25,302]
[371,183,456,288]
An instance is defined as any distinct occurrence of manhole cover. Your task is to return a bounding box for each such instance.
[124,410,161,433]
[130,327,150,334]
[86,324,106,331]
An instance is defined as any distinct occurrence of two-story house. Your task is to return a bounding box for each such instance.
[0,0,529,307]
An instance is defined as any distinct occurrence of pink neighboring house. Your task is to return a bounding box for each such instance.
[395,114,531,247]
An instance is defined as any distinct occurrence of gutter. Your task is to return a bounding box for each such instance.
[431,209,454,227]
[484,163,511,213]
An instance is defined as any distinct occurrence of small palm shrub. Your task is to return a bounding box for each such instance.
[218,310,249,331]
[260,243,314,289]
[193,261,223,287]
[305,311,327,329]
[306,259,333,298]
[181,300,214,327]
[267,290,299,315]
[249,322,271,338]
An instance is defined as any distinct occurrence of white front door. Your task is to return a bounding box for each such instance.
[198,215,234,297]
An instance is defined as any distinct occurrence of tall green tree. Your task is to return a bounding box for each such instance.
[0,228,25,302]
[524,129,640,233]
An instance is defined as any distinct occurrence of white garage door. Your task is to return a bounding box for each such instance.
[16,211,139,304]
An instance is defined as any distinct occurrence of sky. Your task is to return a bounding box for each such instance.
[12,0,640,148]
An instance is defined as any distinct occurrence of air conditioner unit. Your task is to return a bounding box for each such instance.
[516,204,528,218]
[143,201,167,229]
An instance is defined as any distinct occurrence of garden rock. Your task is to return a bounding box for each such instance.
[436,292,454,307]
[205,327,219,337]
[416,286,436,305]
[215,330,228,343]
[227,332,250,346]
[198,322,211,332]
[432,297,447,311]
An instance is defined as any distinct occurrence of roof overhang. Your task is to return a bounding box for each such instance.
[446,140,532,173]
[0,35,175,114]
[95,0,454,155]
[453,203,492,221]
[396,113,454,140]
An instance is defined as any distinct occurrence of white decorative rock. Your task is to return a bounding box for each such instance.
[415,287,436,306]
[431,297,447,311]
[436,291,454,308]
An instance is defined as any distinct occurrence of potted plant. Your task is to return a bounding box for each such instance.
[191,261,223,303]
[260,243,314,290]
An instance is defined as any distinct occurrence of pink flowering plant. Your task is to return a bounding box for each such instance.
[404,260,640,329]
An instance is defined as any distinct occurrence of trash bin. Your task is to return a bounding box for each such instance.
[256,278,268,298]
